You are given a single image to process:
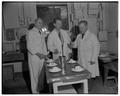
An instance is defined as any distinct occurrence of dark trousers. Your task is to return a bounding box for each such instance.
[72,48,78,60]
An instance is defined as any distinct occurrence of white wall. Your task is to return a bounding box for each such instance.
[3,3,20,28]
[103,3,118,32]
[23,3,37,25]
[108,32,118,55]
[102,3,118,54]
[3,2,37,72]
[3,2,37,28]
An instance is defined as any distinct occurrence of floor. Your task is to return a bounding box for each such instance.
[2,71,118,94]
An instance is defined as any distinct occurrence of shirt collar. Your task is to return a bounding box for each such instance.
[33,27,39,32]
[82,30,89,39]
[33,27,42,34]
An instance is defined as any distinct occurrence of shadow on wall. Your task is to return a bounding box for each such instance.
[107,31,118,55]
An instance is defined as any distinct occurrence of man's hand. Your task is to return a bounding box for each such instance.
[68,53,72,60]
[36,53,46,59]
[67,43,73,49]
[90,61,95,65]
[53,49,59,55]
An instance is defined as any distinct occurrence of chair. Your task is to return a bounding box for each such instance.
[103,61,118,89]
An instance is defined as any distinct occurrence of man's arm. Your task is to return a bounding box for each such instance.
[27,31,39,55]
[35,53,48,59]
[68,34,80,49]
[47,33,59,55]
[47,34,54,52]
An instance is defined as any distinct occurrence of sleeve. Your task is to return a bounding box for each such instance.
[47,34,54,52]
[91,35,100,61]
[67,31,71,44]
[27,31,39,55]
[73,35,80,48]
[65,31,72,53]
[64,30,71,44]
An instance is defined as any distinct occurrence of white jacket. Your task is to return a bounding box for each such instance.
[47,29,71,60]
[74,30,100,77]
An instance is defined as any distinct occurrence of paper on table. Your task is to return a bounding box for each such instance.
[67,59,76,63]
[99,53,109,57]
[49,67,61,72]
[46,59,53,63]
[72,66,84,72]
[47,62,57,67]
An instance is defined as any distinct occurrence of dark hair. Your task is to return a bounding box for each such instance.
[34,18,43,23]
[53,17,62,24]
[70,25,80,41]
[78,20,88,26]
[48,22,55,32]
[28,23,35,30]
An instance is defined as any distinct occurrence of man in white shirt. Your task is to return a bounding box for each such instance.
[47,18,71,60]
[69,20,100,78]
[27,18,48,93]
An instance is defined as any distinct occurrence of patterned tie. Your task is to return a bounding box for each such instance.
[58,31,64,45]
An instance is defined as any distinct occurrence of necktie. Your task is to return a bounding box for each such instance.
[58,32,64,45]
[82,34,84,39]
[58,31,64,56]
[39,30,41,34]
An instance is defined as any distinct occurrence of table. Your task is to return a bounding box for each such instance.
[99,55,118,85]
[45,60,91,94]
[2,51,24,80]
[2,51,24,63]
[103,60,118,86]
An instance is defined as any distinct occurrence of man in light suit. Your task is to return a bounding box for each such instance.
[47,18,71,60]
[27,18,48,93]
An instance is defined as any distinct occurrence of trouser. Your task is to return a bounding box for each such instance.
[72,48,78,60]
[29,62,38,93]
[37,66,46,92]
[30,66,45,93]
[29,61,45,94]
